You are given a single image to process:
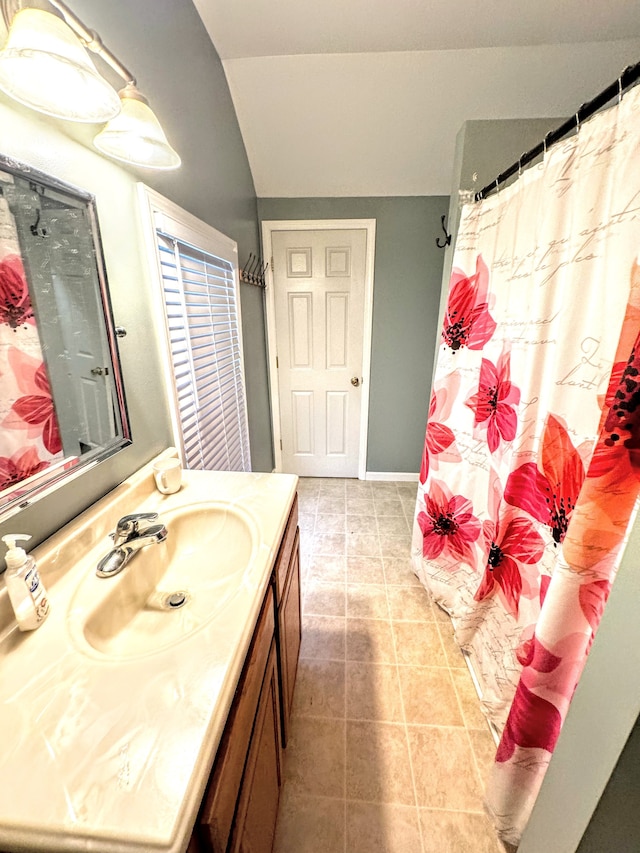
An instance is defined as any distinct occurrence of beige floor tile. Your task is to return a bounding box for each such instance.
[304,580,346,617]
[274,789,345,853]
[346,720,414,805]
[347,583,390,619]
[468,727,499,782]
[371,481,400,494]
[317,495,346,514]
[392,621,447,667]
[436,620,468,668]
[408,725,484,811]
[346,661,403,722]
[402,498,418,519]
[346,801,422,853]
[315,513,347,534]
[347,617,396,663]
[377,515,411,536]
[374,497,405,516]
[419,809,503,853]
[383,557,421,587]
[347,555,385,584]
[312,531,346,556]
[379,535,412,558]
[308,554,346,583]
[284,716,346,798]
[298,477,321,490]
[292,659,345,719]
[387,586,434,621]
[346,480,373,496]
[319,481,347,495]
[346,515,372,536]
[298,494,319,513]
[299,512,316,534]
[451,667,490,730]
[346,496,375,514]
[299,615,346,661]
[399,666,464,727]
[346,533,381,556]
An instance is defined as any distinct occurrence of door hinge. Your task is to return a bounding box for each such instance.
[276,355,279,368]
[271,256,274,274]
[279,439,282,450]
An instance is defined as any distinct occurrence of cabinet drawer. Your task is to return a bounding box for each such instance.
[274,495,298,602]
[228,640,282,853]
[198,590,275,853]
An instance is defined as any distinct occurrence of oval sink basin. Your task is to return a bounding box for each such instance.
[71,502,258,660]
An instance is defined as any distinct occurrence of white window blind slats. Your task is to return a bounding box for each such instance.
[155,228,251,473]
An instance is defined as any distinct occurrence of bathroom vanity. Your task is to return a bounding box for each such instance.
[192,494,300,853]
[0,454,300,853]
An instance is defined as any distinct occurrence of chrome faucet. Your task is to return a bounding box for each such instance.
[96,512,168,578]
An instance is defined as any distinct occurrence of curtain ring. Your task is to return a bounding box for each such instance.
[518,156,522,177]
[618,75,624,104]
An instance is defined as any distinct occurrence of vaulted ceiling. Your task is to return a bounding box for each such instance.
[193,0,640,197]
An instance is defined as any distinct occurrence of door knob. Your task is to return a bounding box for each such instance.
[351,376,361,387]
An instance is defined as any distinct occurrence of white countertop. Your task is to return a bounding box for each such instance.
[0,454,297,853]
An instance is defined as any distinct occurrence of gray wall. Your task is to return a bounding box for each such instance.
[72,0,273,475]
[576,716,640,853]
[0,0,270,553]
[258,197,448,474]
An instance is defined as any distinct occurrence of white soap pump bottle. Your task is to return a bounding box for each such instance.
[2,534,49,631]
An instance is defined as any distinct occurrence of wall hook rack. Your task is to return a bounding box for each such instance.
[436,215,451,248]
[240,252,268,288]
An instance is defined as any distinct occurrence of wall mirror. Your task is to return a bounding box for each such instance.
[0,153,130,521]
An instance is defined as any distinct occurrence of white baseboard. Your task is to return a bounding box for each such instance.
[365,472,419,482]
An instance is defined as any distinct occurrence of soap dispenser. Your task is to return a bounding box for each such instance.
[2,534,49,631]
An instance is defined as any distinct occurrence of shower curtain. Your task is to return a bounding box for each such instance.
[412,84,640,844]
[0,195,62,491]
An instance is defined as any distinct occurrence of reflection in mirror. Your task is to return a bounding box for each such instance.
[0,153,130,520]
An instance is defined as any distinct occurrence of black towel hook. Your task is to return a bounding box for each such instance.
[436,214,451,249]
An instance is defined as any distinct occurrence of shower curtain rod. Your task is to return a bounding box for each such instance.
[474,60,640,202]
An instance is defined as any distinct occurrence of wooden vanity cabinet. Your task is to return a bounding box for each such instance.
[190,493,301,853]
[272,496,301,747]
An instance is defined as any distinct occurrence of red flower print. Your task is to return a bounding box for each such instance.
[419,373,461,484]
[6,362,62,455]
[0,254,34,330]
[0,447,50,491]
[474,513,545,617]
[578,579,611,631]
[465,351,520,453]
[496,680,562,762]
[598,336,640,463]
[441,255,496,352]
[504,414,585,544]
[417,479,480,568]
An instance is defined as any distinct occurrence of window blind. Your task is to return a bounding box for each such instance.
[155,228,251,472]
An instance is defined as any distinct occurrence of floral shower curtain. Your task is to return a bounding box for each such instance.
[0,194,62,492]
[412,84,640,844]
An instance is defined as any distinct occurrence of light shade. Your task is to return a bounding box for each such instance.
[0,7,121,122]
[93,83,181,170]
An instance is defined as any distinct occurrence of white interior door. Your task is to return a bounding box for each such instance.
[272,228,368,477]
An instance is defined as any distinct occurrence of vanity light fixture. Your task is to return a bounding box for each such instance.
[0,0,180,170]
[94,82,181,171]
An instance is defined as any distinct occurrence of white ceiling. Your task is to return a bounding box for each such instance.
[193,0,640,197]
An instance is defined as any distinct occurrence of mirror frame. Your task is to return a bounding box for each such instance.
[0,152,131,521]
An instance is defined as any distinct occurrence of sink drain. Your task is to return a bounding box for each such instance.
[163,591,189,609]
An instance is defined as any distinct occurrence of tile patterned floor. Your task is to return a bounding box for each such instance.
[273,478,506,853]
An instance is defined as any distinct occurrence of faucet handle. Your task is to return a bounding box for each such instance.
[113,512,159,544]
